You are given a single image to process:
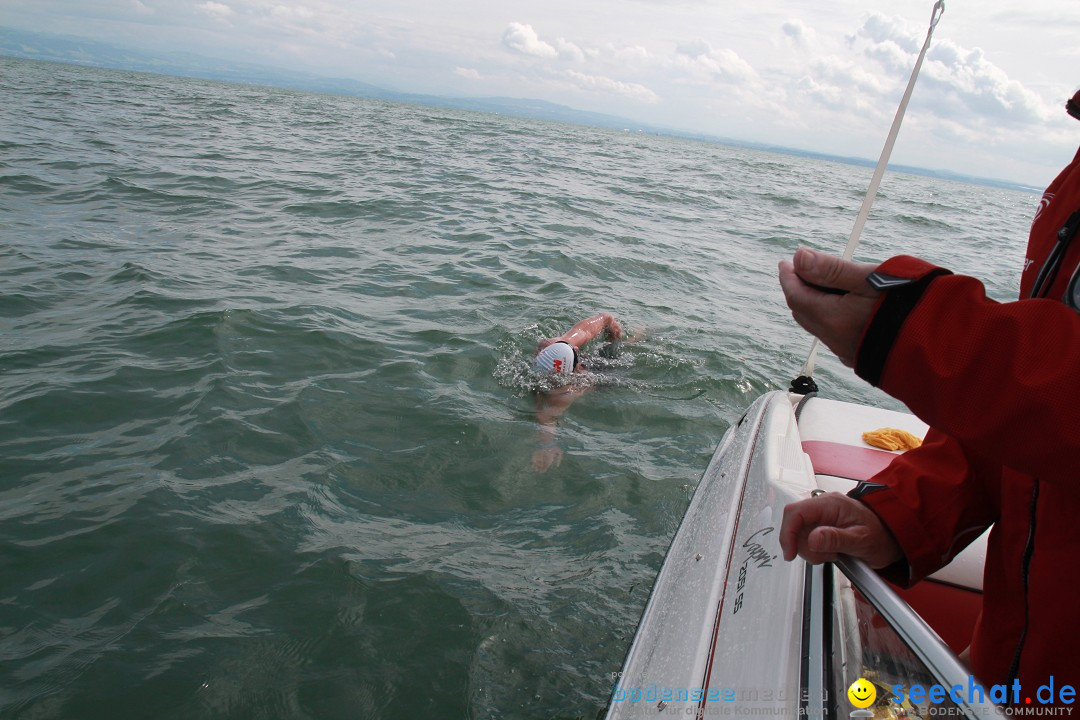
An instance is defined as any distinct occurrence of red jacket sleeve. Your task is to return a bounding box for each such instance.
[858,427,1000,584]
[851,147,1080,592]
[853,255,1080,486]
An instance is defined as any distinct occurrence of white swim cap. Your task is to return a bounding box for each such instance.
[533,342,576,375]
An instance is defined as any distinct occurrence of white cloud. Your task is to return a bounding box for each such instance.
[755,6,1071,183]
[564,69,658,103]
[841,13,1055,128]
[809,54,890,99]
[855,12,920,54]
[921,40,1052,126]
[555,37,585,63]
[131,0,153,16]
[502,23,557,59]
[674,41,757,84]
[197,1,233,19]
[454,67,481,80]
[613,45,652,69]
[196,2,233,19]
[270,5,314,21]
[781,19,813,48]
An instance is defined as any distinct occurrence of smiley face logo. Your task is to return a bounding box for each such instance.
[848,678,876,709]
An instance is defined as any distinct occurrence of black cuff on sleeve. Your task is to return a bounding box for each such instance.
[855,268,951,387]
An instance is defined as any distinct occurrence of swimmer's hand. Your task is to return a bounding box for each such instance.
[532,446,564,472]
[605,316,623,342]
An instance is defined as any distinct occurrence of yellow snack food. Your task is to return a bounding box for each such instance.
[862,427,923,452]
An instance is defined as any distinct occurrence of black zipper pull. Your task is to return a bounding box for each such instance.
[1058,210,1080,243]
[1031,210,1080,299]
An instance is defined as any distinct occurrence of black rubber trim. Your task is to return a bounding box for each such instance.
[799,563,813,720]
[856,268,951,387]
[1007,479,1040,685]
[847,480,888,500]
[867,272,915,291]
[794,391,817,421]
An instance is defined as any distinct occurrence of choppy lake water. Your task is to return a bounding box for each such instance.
[0,56,1039,718]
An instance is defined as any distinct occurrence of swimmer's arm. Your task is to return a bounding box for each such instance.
[535,389,574,427]
[533,394,569,472]
[559,313,623,348]
[535,421,558,446]
[533,387,579,442]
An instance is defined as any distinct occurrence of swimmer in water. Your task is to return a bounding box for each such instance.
[531,312,625,472]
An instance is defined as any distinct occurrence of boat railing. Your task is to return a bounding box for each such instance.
[834,556,1000,720]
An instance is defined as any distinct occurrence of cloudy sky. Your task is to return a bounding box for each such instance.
[5,0,1079,186]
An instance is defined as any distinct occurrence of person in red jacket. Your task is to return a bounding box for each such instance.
[777,90,1080,695]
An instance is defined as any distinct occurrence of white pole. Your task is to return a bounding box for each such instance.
[798,1,945,382]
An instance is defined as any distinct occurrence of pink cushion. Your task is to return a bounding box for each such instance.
[801,440,898,482]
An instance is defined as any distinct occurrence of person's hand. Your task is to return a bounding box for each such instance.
[778,249,881,367]
[779,492,903,569]
[531,446,564,472]
[606,317,624,341]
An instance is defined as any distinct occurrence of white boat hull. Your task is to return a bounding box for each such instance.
[606,391,989,719]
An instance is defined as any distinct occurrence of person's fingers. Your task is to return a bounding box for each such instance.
[777,259,802,301]
[779,500,809,561]
[779,253,880,367]
[793,248,878,296]
[778,259,832,317]
[807,525,859,557]
[533,447,563,472]
[784,495,903,568]
[781,493,898,565]
[780,496,840,562]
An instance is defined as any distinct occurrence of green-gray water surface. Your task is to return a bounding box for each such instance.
[1,56,1038,719]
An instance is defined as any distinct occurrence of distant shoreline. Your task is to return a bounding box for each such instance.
[0,26,1041,196]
